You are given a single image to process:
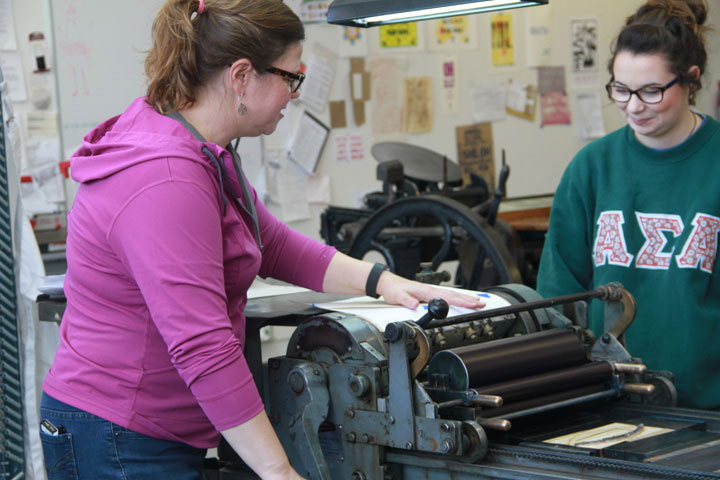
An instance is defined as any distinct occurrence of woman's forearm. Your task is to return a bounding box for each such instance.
[221,410,305,480]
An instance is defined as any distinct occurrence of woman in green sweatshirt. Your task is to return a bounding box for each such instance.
[537,0,719,410]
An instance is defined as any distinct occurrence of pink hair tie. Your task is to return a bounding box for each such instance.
[197,0,205,14]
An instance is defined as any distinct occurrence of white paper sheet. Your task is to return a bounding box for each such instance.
[307,174,331,204]
[278,157,311,223]
[0,51,28,101]
[247,277,311,299]
[0,0,18,50]
[313,286,512,332]
[575,90,605,140]
[338,27,368,58]
[525,5,552,67]
[26,137,61,168]
[472,83,507,123]
[299,49,336,113]
[288,111,329,174]
[439,55,459,115]
[545,423,673,450]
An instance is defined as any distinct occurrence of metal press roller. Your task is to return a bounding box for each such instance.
[266,284,719,480]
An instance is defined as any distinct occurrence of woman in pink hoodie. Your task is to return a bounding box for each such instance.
[39,1,484,479]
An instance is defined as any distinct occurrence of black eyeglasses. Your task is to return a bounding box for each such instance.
[265,67,305,93]
[605,75,679,104]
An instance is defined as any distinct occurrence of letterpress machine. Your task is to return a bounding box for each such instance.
[264,283,720,480]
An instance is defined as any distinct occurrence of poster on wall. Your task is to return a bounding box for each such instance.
[570,17,600,85]
[490,13,514,66]
[428,16,478,51]
[404,76,433,133]
[369,57,404,135]
[571,18,599,73]
[472,83,506,123]
[298,44,337,113]
[538,66,571,126]
[300,0,330,23]
[0,0,18,49]
[337,26,368,57]
[439,55,459,114]
[456,123,495,191]
[525,5,552,66]
[380,22,419,48]
[506,82,538,121]
[575,90,606,139]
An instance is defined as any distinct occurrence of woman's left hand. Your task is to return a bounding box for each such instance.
[376,270,485,310]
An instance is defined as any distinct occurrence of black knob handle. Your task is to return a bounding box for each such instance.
[416,298,449,328]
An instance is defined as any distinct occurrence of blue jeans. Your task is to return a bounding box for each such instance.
[40,392,207,480]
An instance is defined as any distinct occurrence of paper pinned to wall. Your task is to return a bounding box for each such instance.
[26,138,61,168]
[288,110,330,174]
[404,76,433,134]
[575,90,605,139]
[570,17,600,85]
[428,16,478,51]
[571,18,599,73]
[506,82,537,121]
[25,111,61,169]
[369,57,404,135]
[538,66,572,126]
[279,161,311,223]
[300,0,329,24]
[329,100,347,128]
[0,0,18,50]
[439,55,459,115]
[525,5,552,67]
[338,27,368,58]
[349,134,364,162]
[456,123,495,191]
[307,174,331,204]
[264,148,312,223]
[379,22,419,49]
[335,134,364,163]
[472,83,506,123]
[299,45,336,113]
[0,52,28,101]
[490,13,514,66]
[349,57,371,126]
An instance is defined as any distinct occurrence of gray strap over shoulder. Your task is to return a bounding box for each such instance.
[165,110,263,252]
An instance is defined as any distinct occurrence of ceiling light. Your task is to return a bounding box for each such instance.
[327,0,548,28]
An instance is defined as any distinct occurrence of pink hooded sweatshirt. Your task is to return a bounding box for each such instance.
[43,97,336,448]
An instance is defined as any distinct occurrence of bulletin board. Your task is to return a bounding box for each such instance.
[43,0,720,241]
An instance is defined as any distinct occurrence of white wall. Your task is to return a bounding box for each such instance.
[8,0,720,241]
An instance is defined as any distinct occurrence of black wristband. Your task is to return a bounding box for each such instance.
[365,263,389,298]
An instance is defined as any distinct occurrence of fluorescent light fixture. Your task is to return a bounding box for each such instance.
[327,0,548,27]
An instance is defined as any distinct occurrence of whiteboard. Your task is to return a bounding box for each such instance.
[50,0,164,155]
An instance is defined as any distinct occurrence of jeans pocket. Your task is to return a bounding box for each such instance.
[40,430,79,480]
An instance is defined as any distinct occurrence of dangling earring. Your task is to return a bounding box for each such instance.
[237,94,247,116]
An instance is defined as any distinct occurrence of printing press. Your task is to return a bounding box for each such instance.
[320,142,532,290]
[260,283,720,480]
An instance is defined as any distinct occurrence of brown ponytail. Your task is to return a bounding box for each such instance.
[608,0,709,104]
[145,0,304,113]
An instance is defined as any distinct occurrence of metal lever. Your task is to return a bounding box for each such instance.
[486,150,509,227]
[416,298,449,328]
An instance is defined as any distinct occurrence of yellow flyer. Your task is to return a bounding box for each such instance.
[380,22,418,48]
[491,13,514,66]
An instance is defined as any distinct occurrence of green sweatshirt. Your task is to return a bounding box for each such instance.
[537,116,720,410]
